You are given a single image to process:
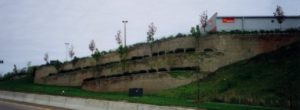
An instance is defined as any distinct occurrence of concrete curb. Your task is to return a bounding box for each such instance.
[0,90,199,110]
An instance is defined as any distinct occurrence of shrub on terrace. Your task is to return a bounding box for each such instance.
[91,49,101,60]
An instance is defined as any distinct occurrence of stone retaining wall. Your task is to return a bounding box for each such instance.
[34,34,300,92]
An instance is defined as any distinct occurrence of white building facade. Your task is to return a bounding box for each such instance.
[206,13,300,32]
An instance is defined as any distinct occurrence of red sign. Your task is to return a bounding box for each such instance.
[222,17,235,23]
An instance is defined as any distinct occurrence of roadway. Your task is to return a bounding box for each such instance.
[0,99,69,110]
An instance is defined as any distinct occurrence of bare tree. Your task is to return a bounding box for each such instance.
[147,22,156,43]
[13,64,18,74]
[89,40,96,53]
[27,61,31,72]
[69,45,75,59]
[273,5,285,30]
[115,30,124,58]
[27,61,31,68]
[200,11,208,32]
[115,30,122,46]
[197,11,208,102]
[147,22,157,56]
[44,53,49,64]
[115,30,126,73]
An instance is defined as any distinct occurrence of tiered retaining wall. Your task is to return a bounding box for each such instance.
[34,34,300,92]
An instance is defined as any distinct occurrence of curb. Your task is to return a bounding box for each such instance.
[0,90,199,110]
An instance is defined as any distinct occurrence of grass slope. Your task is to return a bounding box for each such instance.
[158,41,300,109]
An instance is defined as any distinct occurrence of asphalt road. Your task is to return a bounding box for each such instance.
[0,99,69,110]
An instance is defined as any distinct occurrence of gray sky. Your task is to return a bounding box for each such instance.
[0,0,300,74]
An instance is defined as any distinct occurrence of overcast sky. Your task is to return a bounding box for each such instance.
[0,0,299,74]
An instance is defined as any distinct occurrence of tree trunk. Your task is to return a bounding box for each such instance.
[280,23,282,31]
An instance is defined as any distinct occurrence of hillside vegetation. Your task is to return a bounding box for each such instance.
[158,41,300,109]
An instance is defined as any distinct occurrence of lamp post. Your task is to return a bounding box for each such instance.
[122,20,128,47]
[65,43,70,61]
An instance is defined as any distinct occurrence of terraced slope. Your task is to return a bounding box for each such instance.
[1,41,299,110]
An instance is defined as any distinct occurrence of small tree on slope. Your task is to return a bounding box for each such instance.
[273,5,285,30]
[147,22,157,56]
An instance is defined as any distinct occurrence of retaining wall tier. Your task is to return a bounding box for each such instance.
[82,72,206,93]
[34,65,57,84]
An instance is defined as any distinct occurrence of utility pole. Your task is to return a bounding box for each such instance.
[122,20,128,47]
[65,43,70,61]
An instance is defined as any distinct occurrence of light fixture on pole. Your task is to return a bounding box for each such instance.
[65,43,70,61]
[122,20,128,47]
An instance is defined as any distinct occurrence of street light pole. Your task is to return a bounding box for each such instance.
[65,43,70,61]
[122,20,128,47]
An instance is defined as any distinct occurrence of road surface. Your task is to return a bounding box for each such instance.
[0,99,69,110]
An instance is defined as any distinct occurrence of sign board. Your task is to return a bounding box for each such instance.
[128,88,143,97]
[222,17,235,23]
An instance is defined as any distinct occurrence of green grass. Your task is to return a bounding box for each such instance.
[0,76,196,107]
[1,42,299,110]
[0,74,283,110]
[158,42,300,109]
